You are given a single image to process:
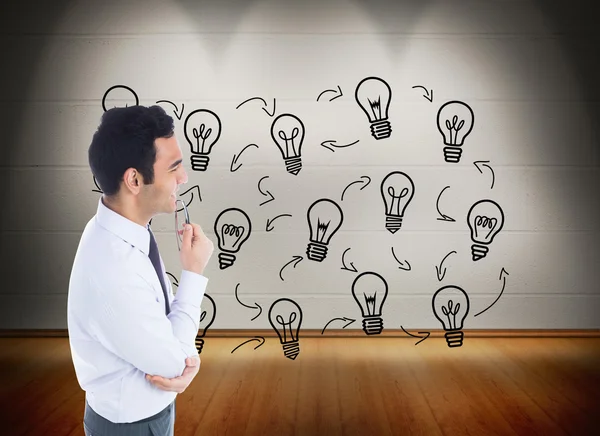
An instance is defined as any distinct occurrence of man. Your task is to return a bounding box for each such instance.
[67,105,214,435]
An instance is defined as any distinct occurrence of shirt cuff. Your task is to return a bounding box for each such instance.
[175,270,208,307]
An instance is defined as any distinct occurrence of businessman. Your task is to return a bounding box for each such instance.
[67,105,214,435]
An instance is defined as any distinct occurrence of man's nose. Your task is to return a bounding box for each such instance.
[179,167,188,185]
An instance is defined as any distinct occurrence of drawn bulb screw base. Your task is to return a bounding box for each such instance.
[444,329,464,348]
[194,335,205,354]
[218,251,237,270]
[385,215,403,233]
[284,156,302,176]
[370,120,392,140]
[190,154,209,171]
[443,146,462,163]
[471,243,489,261]
[362,316,384,335]
[282,340,300,360]
[306,241,328,262]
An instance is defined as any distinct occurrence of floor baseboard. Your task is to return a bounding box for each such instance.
[1,329,599,338]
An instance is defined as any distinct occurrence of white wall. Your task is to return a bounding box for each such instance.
[0,0,599,330]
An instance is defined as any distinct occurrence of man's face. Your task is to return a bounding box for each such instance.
[142,135,188,215]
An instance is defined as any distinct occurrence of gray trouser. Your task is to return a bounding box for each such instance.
[83,399,175,436]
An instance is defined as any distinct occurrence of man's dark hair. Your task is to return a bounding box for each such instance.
[88,105,175,196]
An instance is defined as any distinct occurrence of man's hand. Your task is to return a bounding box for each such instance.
[145,355,201,394]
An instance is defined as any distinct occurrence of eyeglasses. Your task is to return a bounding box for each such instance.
[175,199,190,251]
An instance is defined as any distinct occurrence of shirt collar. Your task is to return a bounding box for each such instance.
[95,196,151,256]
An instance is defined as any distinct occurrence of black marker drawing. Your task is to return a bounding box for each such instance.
[234,283,262,321]
[230,144,259,172]
[473,160,496,190]
[355,76,392,140]
[411,85,433,102]
[436,250,457,282]
[92,175,103,194]
[177,185,202,212]
[432,285,470,348]
[231,336,265,354]
[341,248,358,273]
[352,271,388,335]
[266,214,292,232]
[155,100,184,120]
[214,208,252,269]
[195,293,216,354]
[467,199,504,261]
[317,85,343,102]
[321,317,355,334]
[436,186,456,222]
[236,96,276,117]
[320,139,360,153]
[474,268,509,317]
[279,255,303,281]
[271,113,305,175]
[102,85,139,111]
[306,199,344,262]
[437,100,474,163]
[381,171,415,233]
[341,176,370,202]
[391,247,411,271]
[268,298,303,360]
[400,325,430,346]
[257,176,275,207]
[184,109,222,171]
[166,272,178,287]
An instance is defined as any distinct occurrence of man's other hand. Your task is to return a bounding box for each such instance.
[145,355,201,393]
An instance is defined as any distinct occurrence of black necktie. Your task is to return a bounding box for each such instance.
[148,228,170,315]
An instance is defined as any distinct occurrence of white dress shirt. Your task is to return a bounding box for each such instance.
[67,196,208,423]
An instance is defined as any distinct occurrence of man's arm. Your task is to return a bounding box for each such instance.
[89,270,207,379]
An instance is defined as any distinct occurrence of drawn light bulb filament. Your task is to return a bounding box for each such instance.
[474,216,498,239]
[278,127,299,157]
[193,123,213,153]
[440,299,461,330]
[387,186,410,215]
[220,224,245,250]
[275,312,297,342]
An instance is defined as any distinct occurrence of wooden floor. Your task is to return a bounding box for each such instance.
[0,336,599,435]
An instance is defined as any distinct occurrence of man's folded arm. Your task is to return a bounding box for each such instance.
[89,271,208,379]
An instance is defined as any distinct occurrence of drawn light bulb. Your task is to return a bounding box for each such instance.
[432,285,470,347]
[380,171,415,233]
[467,199,504,261]
[355,76,392,140]
[351,271,388,335]
[268,298,303,360]
[436,100,474,163]
[306,198,344,262]
[194,294,216,354]
[214,208,252,269]
[184,109,222,171]
[270,113,305,175]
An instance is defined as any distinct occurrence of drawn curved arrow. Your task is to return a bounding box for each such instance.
[321,139,360,153]
[235,97,276,117]
[231,144,259,172]
[321,317,355,334]
[391,247,411,271]
[474,161,495,190]
[317,85,343,102]
[156,100,185,120]
[234,283,262,321]
[92,175,103,193]
[166,272,179,287]
[177,185,202,211]
[279,256,303,281]
[400,325,430,345]
[474,268,509,317]
[266,214,292,232]
[231,336,265,354]
[411,85,433,102]
[436,186,455,222]
[436,250,457,281]
[341,248,358,273]
[341,176,371,201]
[257,176,275,206]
